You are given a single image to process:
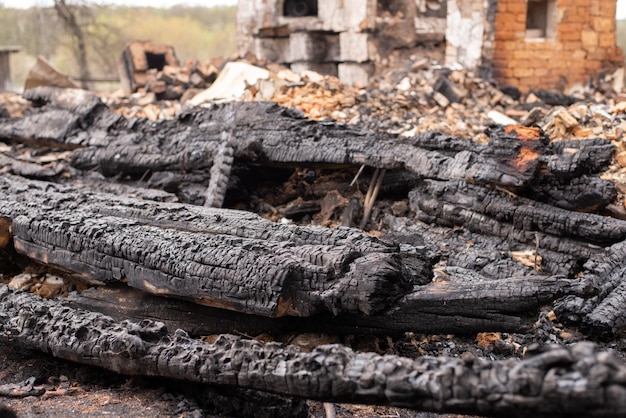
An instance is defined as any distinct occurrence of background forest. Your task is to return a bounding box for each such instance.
[0,4,237,90]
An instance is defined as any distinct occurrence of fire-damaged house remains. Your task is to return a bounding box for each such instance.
[237,0,623,89]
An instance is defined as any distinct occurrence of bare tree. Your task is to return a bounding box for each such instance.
[53,0,90,89]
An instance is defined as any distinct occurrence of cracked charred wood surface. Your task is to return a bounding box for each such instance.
[1,174,585,333]
[410,179,626,253]
[1,286,625,418]
[1,87,614,210]
[555,239,626,337]
[0,174,421,318]
[62,276,569,337]
[384,216,581,278]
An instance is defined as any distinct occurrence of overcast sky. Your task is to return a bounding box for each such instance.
[1,0,626,19]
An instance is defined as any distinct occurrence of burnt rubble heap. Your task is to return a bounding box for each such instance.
[2,56,626,416]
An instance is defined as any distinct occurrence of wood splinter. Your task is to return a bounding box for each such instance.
[360,168,386,229]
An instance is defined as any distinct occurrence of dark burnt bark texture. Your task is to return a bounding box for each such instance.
[0,174,420,319]
[0,174,582,334]
[1,286,625,418]
[0,87,615,210]
[2,86,626,414]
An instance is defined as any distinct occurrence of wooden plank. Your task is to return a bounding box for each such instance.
[409,179,626,248]
[0,174,421,318]
[0,88,616,212]
[2,285,625,417]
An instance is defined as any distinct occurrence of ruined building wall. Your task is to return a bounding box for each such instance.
[237,0,447,85]
[492,0,623,91]
[238,0,623,90]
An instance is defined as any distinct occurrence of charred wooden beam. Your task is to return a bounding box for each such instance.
[529,175,617,212]
[409,179,626,251]
[0,174,422,318]
[384,216,581,278]
[62,272,575,337]
[1,174,583,334]
[2,286,625,417]
[555,239,626,338]
[2,87,613,208]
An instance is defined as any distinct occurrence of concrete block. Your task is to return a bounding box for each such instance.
[254,37,290,63]
[338,62,375,85]
[340,32,372,63]
[289,32,340,63]
[318,0,376,32]
[290,62,339,77]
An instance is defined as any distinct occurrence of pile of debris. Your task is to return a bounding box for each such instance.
[3,50,626,417]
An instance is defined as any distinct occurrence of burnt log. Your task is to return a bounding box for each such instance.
[0,174,418,318]
[0,174,582,334]
[1,286,625,418]
[555,239,626,337]
[409,179,626,254]
[384,216,581,278]
[61,273,575,337]
[1,87,613,210]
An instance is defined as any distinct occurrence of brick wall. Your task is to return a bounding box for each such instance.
[492,0,623,92]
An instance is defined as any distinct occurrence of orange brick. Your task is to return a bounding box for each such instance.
[572,49,587,60]
[599,34,616,48]
[559,30,581,41]
[507,2,527,14]
[513,67,534,78]
[559,23,581,33]
[587,50,610,60]
[497,12,518,25]
[512,49,533,60]
[584,60,601,70]
[561,41,582,51]
[496,30,518,41]
[581,30,598,47]
[564,7,585,23]
[558,0,578,8]
[592,17,614,32]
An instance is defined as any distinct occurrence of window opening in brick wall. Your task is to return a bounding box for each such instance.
[283,0,318,17]
[526,0,557,39]
[145,52,166,71]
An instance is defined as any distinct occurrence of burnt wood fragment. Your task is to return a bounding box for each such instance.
[555,239,626,337]
[2,87,606,196]
[62,275,572,337]
[0,174,420,318]
[384,216,581,278]
[409,179,626,251]
[0,154,59,178]
[1,286,625,418]
[529,175,617,212]
[545,138,615,177]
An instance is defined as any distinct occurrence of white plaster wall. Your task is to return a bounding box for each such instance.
[445,0,485,69]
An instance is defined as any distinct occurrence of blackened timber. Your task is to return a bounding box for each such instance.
[555,239,626,337]
[62,278,563,337]
[0,175,420,318]
[2,87,608,193]
[545,138,615,177]
[409,179,626,248]
[384,216,581,278]
[529,175,617,212]
[0,175,585,334]
[2,286,625,418]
